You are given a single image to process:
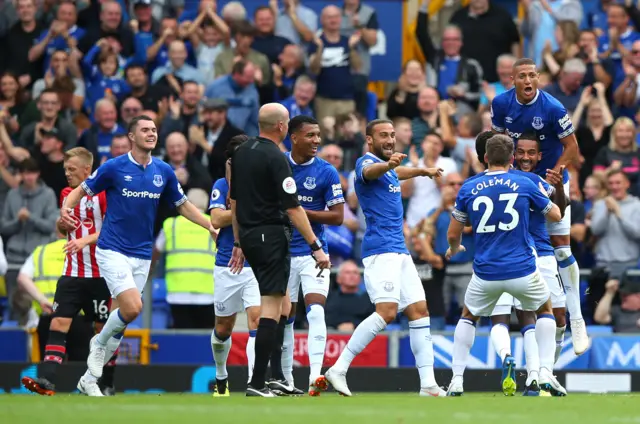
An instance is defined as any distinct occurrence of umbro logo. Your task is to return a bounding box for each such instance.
[505,117,513,123]
[124,175,132,182]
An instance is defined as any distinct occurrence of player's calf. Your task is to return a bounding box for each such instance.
[212,314,236,396]
[515,310,540,390]
[553,307,567,364]
[305,293,328,396]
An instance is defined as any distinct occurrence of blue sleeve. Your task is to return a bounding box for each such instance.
[598,35,608,53]
[82,161,113,195]
[134,33,153,64]
[525,178,553,216]
[535,174,555,197]
[324,167,345,208]
[308,42,318,57]
[451,187,468,223]
[549,100,575,139]
[209,179,228,211]
[163,167,188,207]
[355,158,375,184]
[490,96,506,132]
[36,29,49,43]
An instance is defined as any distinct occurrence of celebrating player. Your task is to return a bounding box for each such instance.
[490,58,588,354]
[61,115,215,396]
[281,116,345,396]
[22,147,115,396]
[446,134,564,397]
[323,119,445,397]
[208,135,261,397]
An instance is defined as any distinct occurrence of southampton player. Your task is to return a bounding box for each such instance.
[491,58,587,354]
[22,147,114,396]
[446,135,564,397]
[282,116,345,396]
[208,135,261,397]
[60,115,215,396]
[324,119,445,397]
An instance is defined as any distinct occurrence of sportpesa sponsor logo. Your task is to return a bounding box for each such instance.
[122,188,161,199]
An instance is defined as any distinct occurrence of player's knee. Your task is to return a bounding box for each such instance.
[119,296,143,321]
[246,307,260,330]
[288,303,297,320]
[215,321,233,339]
[516,310,536,326]
[491,314,509,326]
[553,308,567,327]
[375,304,399,324]
[550,236,571,250]
[50,317,72,333]
[281,294,292,317]
[536,299,553,316]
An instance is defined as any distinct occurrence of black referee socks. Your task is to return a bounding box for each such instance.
[249,318,278,389]
[269,315,288,381]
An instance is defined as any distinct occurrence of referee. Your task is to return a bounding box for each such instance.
[229,103,330,397]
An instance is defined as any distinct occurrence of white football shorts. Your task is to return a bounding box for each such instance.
[362,252,426,312]
[491,255,565,316]
[96,247,151,298]
[288,255,330,302]
[213,267,261,317]
[546,180,570,236]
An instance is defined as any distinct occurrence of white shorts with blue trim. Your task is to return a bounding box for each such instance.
[214,267,260,317]
[287,255,330,302]
[96,247,152,298]
[546,180,570,236]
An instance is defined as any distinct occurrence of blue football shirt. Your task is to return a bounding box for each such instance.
[82,152,187,259]
[208,177,249,268]
[355,152,408,258]
[453,170,553,280]
[491,89,574,183]
[286,153,345,256]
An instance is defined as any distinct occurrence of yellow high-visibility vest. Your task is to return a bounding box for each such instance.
[32,239,66,315]
[163,215,216,296]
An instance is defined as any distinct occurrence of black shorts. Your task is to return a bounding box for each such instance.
[240,225,291,296]
[52,276,112,323]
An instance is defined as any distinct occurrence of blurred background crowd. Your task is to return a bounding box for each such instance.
[0,0,639,335]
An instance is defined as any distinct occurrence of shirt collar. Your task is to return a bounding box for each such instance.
[288,152,314,166]
[486,170,507,175]
[128,151,153,166]
[515,89,540,106]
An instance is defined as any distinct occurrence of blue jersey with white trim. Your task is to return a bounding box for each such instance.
[82,152,187,259]
[208,178,249,268]
[453,170,553,280]
[355,152,408,258]
[491,89,574,183]
[286,153,345,256]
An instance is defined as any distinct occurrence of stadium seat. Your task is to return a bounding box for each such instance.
[366,91,378,121]
[151,307,171,329]
[152,279,167,305]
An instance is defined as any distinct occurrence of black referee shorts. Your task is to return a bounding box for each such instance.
[53,276,111,323]
[240,225,291,296]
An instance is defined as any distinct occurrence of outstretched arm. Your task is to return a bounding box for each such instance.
[395,166,443,181]
[177,201,213,232]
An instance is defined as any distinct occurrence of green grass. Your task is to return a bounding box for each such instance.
[2,393,640,424]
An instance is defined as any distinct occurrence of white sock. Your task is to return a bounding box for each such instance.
[535,315,556,375]
[211,330,232,380]
[306,305,327,380]
[490,323,511,362]
[409,317,436,388]
[282,319,295,385]
[83,370,98,384]
[452,319,476,378]
[555,325,566,364]
[333,312,387,373]
[522,325,539,385]
[96,309,128,345]
[246,330,256,383]
[554,247,582,320]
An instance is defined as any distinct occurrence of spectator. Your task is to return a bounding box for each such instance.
[577,29,613,89]
[151,40,203,85]
[415,7,483,114]
[520,0,583,66]
[159,81,202,143]
[392,117,413,161]
[309,5,361,124]
[325,203,357,266]
[272,44,305,102]
[119,97,143,126]
[479,54,516,109]
[144,17,192,73]
[78,0,129,29]
[449,0,520,83]
[190,11,229,86]
[326,113,365,170]
[280,75,315,120]
[541,19,580,77]
[325,260,374,331]
[0,142,20,214]
[593,117,640,195]
[186,98,243,181]
[386,60,425,120]
[252,6,291,65]
[164,132,212,193]
[319,143,349,190]
[590,169,640,279]
[31,128,66,203]
[273,0,317,50]
[204,60,259,136]
[0,72,28,136]
[598,3,640,90]
[129,0,160,38]
[220,1,247,26]
[594,277,640,333]
[19,89,76,151]
[0,158,57,314]
[402,131,457,228]
[178,0,215,23]
[573,83,613,188]
[441,108,484,174]
[569,173,588,266]
[32,50,85,114]
[124,64,169,111]
[110,133,131,158]
[77,99,126,166]
[584,173,608,214]
[2,0,45,89]
[214,21,271,88]
[410,86,440,147]
[28,1,85,72]
[613,39,640,109]
[78,0,135,58]
[544,58,586,113]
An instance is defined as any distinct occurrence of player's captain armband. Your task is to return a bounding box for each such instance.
[558,114,572,131]
[362,159,374,168]
[332,183,343,197]
[452,207,467,223]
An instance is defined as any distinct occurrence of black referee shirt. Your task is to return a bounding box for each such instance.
[230,136,300,228]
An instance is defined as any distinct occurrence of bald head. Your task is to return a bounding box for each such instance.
[258,103,289,130]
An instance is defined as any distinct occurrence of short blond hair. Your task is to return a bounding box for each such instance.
[64,147,93,166]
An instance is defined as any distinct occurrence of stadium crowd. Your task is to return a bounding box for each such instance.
[0,0,639,334]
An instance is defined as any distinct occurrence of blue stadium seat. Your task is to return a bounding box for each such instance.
[152,279,167,305]
[151,307,171,329]
[366,91,378,122]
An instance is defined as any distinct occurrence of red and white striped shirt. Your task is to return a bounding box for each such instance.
[60,187,107,278]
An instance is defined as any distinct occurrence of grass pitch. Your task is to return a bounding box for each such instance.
[3,393,639,424]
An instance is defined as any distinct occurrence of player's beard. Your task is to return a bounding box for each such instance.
[372,144,393,161]
[137,138,157,153]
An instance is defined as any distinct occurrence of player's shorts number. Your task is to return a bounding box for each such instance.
[93,299,109,318]
[473,193,520,233]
